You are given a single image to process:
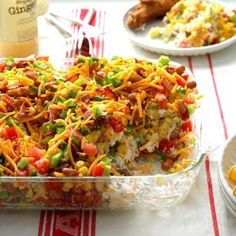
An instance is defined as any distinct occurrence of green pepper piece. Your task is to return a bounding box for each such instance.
[60,110,67,119]
[42,121,54,133]
[79,127,90,136]
[6,117,15,127]
[125,125,133,134]
[176,86,186,94]
[150,102,158,109]
[30,85,38,95]
[5,57,14,66]
[62,148,70,161]
[69,90,78,98]
[64,98,77,108]
[50,152,63,168]
[58,97,66,103]
[158,151,167,161]
[231,14,236,23]
[56,127,65,134]
[44,135,53,144]
[60,141,67,150]
[17,157,29,170]
[93,96,108,101]
[33,61,49,70]
[158,55,170,67]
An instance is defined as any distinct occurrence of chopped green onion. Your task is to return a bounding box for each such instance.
[150,102,158,109]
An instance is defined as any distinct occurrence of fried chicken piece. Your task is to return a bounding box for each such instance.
[127,0,179,30]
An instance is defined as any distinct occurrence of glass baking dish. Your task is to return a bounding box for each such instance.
[0,57,205,209]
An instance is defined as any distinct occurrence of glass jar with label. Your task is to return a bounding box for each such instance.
[0,0,38,58]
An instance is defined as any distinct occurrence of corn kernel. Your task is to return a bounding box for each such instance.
[63,182,74,192]
[228,165,236,183]
[75,160,85,170]
[79,166,88,176]
[53,171,64,177]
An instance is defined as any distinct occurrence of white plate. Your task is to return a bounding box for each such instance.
[123,3,236,56]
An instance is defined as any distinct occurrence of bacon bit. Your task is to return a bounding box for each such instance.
[154,93,167,109]
[24,69,39,80]
[160,77,174,91]
[166,66,176,74]
[161,159,174,171]
[15,60,28,68]
[175,65,185,75]
[81,94,91,103]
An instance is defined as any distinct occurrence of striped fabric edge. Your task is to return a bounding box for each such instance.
[37,8,106,236]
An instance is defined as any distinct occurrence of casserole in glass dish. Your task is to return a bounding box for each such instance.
[0,55,204,209]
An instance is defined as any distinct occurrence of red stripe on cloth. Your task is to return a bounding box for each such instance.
[94,10,102,57]
[205,157,220,236]
[91,210,97,236]
[52,210,83,236]
[38,210,46,236]
[187,57,193,74]
[207,54,228,139]
[44,210,53,236]
[82,210,90,236]
[188,56,220,236]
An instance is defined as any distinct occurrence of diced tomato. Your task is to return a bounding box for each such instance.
[34,159,50,175]
[2,127,19,141]
[91,165,104,177]
[66,73,78,82]
[102,88,115,99]
[44,181,63,191]
[28,147,43,160]
[0,62,6,72]
[155,93,168,109]
[83,143,98,157]
[176,77,186,87]
[159,139,179,153]
[184,97,195,104]
[181,121,192,132]
[108,117,125,133]
[182,74,189,81]
[121,105,130,114]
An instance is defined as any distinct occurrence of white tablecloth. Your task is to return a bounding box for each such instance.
[1,0,236,235]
